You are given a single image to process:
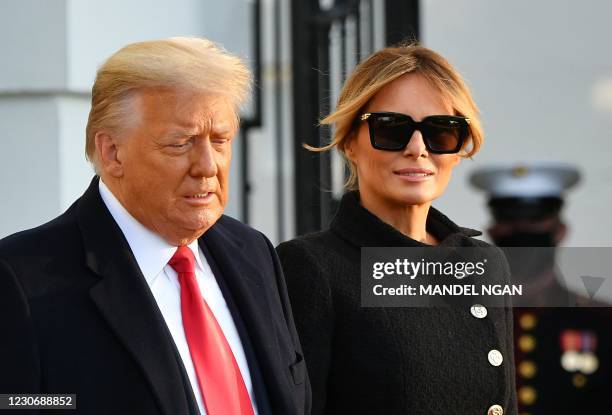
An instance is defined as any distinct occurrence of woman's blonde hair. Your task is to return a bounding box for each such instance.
[85,36,252,168]
[314,42,483,190]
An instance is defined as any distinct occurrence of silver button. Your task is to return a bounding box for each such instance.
[487,404,503,415]
[470,304,487,318]
[488,349,504,366]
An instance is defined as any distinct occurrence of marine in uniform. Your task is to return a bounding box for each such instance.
[471,163,612,414]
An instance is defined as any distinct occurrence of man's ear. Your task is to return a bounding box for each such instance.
[94,131,124,178]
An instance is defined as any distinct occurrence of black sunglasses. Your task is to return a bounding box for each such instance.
[360,112,470,153]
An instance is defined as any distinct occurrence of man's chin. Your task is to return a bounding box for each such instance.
[169,228,211,246]
[183,212,222,233]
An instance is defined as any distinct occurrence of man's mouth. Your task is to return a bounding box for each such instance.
[186,193,212,199]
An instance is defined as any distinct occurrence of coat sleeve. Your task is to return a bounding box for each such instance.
[276,240,334,415]
[0,259,40,397]
[260,234,312,415]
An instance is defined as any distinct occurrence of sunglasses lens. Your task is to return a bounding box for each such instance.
[369,115,413,150]
[421,117,466,153]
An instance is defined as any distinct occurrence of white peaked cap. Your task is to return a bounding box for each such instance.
[469,162,580,198]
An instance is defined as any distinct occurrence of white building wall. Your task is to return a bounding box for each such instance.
[0,0,67,237]
[0,0,67,91]
[422,0,612,246]
[0,96,61,236]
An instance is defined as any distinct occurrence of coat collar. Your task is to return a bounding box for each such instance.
[330,191,482,248]
[76,176,196,415]
[200,222,293,415]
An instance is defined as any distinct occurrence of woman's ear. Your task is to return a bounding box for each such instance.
[343,131,357,162]
[451,154,462,167]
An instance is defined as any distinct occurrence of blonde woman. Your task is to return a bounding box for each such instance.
[277,44,517,415]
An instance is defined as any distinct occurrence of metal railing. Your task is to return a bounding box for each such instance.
[290,0,419,235]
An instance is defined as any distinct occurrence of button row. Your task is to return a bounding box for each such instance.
[472,305,504,414]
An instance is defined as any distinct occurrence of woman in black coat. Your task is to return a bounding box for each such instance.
[277,44,517,415]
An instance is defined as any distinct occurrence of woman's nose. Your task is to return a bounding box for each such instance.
[402,130,428,158]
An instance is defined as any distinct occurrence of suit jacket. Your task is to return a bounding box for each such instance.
[0,177,310,415]
[277,191,517,415]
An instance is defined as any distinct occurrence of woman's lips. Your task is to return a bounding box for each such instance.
[393,167,435,182]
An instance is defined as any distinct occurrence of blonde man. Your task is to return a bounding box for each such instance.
[0,37,310,415]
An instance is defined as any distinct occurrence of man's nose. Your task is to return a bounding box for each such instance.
[402,129,428,158]
[190,139,218,178]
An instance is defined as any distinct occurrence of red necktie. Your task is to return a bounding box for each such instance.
[169,246,254,415]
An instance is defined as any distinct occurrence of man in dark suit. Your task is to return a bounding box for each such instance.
[471,163,612,414]
[0,37,309,415]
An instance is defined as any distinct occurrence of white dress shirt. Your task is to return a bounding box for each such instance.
[98,180,258,415]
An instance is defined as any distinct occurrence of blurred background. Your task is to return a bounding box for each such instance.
[1,0,611,246]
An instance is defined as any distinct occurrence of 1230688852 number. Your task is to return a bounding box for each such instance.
[0,394,76,409]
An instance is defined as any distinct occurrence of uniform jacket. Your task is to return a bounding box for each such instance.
[0,177,310,415]
[277,191,517,415]
[514,301,612,412]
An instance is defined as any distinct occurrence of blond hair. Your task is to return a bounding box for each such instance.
[315,43,483,190]
[85,37,252,167]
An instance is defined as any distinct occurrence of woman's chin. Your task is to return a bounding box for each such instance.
[391,191,436,207]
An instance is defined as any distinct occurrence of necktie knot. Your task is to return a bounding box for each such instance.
[169,246,196,274]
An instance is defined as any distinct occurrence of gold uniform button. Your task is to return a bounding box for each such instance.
[487,404,504,415]
[518,386,537,405]
[518,360,537,378]
[519,313,537,330]
[518,335,536,352]
[573,373,587,388]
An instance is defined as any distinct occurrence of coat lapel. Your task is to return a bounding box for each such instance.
[200,221,295,414]
[76,177,193,415]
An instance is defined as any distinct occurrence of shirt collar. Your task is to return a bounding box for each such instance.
[98,179,205,284]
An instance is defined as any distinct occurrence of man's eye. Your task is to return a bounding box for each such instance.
[169,137,196,148]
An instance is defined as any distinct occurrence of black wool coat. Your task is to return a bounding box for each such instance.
[277,191,517,415]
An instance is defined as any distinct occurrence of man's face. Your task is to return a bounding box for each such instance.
[488,216,565,247]
[112,88,237,245]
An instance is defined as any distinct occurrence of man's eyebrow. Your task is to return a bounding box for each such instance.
[212,121,238,135]
[163,127,200,139]
[212,127,236,137]
[162,121,236,140]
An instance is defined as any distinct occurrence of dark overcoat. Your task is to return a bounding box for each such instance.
[277,191,517,415]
